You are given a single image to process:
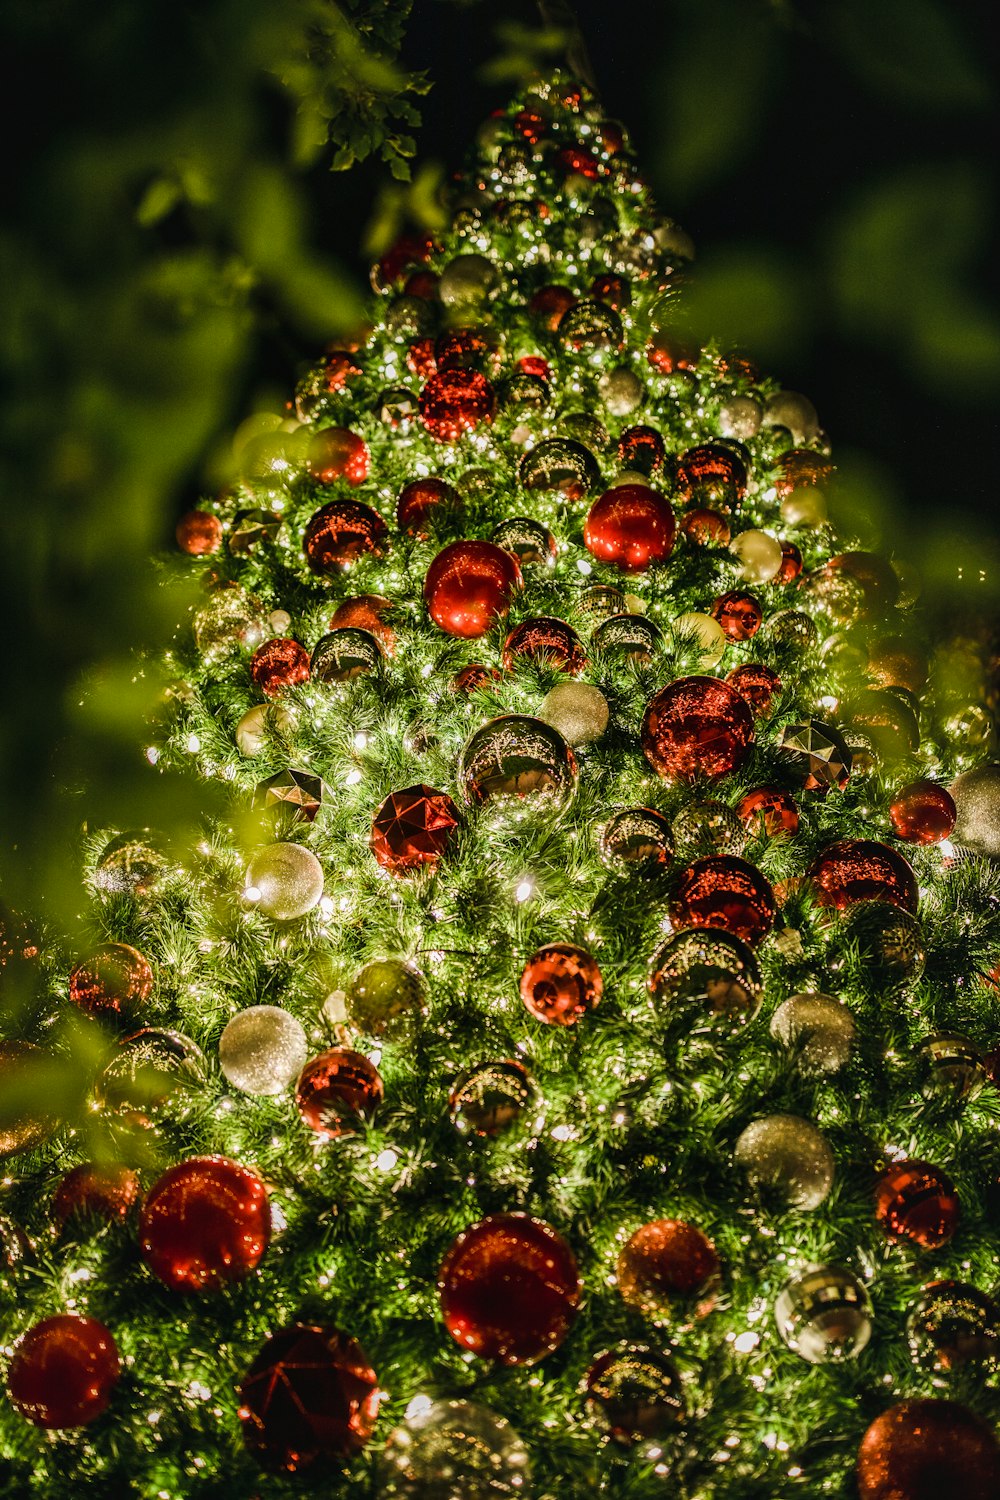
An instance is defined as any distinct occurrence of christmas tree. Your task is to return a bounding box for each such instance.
[4,68,1000,1500]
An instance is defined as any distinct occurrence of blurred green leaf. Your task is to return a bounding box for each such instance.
[683,245,809,360]
[824,0,992,112]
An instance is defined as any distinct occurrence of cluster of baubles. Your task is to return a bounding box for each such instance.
[6,73,1000,1499]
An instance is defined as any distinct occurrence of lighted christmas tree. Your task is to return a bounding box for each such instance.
[5,69,1000,1500]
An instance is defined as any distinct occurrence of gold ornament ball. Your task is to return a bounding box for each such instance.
[599,368,645,417]
[0,1042,57,1158]
[763,391,819,445]
[718,396,762,440]
[950,765,1000,858]
[245,842,324,920]
[673,612,727,668]
[347,959,425,1038]
[780,488,828,528]
[218,1006,309,1096]
[538,682,610,748]
[235,703,294,757]
[730,529,783,584]
[734,1114,835,1210]
[770,992,855,1074]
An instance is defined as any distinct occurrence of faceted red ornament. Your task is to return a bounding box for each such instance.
[675,444,747,513]
[307,427,370,486]
[616,1219,719,1318]
[725,663,781,717]
[396,477,463,539]
[874,1160,960,1250]
[890,779,957,845]
[139,1155,270,1292]
[175,510,222,556]
[419,369,494,442]
[773,449,833,498]
[809,839,918,913]
[406,336,437,379]
[517,354,550,379]
[591,272,631,310]
[424,540,521,638]
[450,662,503,695]
[857,1399,1000,1500]
[68,943,153,1026]
[330,595,396,654]
[295,1048,383,1139]
[642,676,754,781]
[584,485,676,571]
[53,1163,140,1226]
[711,590,763,641]
[617,425,665,476]
[239,1325,380,1474]
[778,540,803,582]
[503,617,586,675]
[6,1315,120,1429]
[303,500,388,574]
[519,942,602,1025]
[530,284,577,331]
[250,638,310,697]
[557,143,601,179]
[374,231,435,292]
[737,786,800,838]
[370,784,460,873]
[670,855,777,947]
[438,1212,581,1365]
[680,507,731,547]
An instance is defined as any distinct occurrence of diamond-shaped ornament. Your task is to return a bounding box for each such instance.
[255,769,324,824]
[776,719,851,793]
[370,784,460,874]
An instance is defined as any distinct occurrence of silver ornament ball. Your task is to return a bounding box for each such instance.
[763,391,819,445]
[218,1006,309,1096]
[235,703,293,757]
[598,367,645,416]
[734,1114,835,1210]
[378,1398,532,1498]
[775,1264,872,1363]
[438,254,498,311]
[718,396,762,441]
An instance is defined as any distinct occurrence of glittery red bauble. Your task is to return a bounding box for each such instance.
[809,839,918,913]
[726,663,782,717]
[139,1155,271,1292]
[407,336,437,378]
[53,1163,140,1226]
[68,943,153,1026]
[670,855,776,947]
[778,540,803,582]
[513,107,546,142]
[295,1048,383,1139]
[773,449,833,498]
[373,231,435,291]
[6,1315,120,1429]
[519,942,602,1025]
[584,485,676,572]
[396,477,463,538]
[438,1212,581,1365]
[680,507,731,547]
[710,590,762,641]
[371,784,460,873]
[642,676,754,781]
[419,369,494,442]
[436,328,494,372]
[591,272,630,310]
[239,1325,380,1474]
[616,1219,719,1318]
[307,427,370,486]
[675,444,747,513]
[317,350,362,392]
[617,425,665,475]
[736,786,800,837]
[303,500,388,574]
[330,595,396,654]
[450,663,503,694]
[176,510,222,556]
[530,284,577,330]
[890,780,957,845]
[557,143,601,179]
[857,1399,1000,1500]
[874,1160,959,1249]
[503,616,586,675]
[250,638,310,697]
[424,540,521,638]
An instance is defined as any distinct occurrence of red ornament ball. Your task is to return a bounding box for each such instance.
[857,1400,1000,1500]
[591,272,631,309]
[737,786,800,838]
[68,943,153,1026]
[371,784,460,874]
[519,942,603,1025]
[406,336,437,378]
[584,485,676,572]
[330,595,396,654]
[250,638,310,697]
[503,616,586,675]
[438,1212,581,1365]
[176,509,222,556]
[617,425,665,476]
[396,477,463,538]
[373,231,435,292]
[424,540,521,638]
[295,1048,383,1139]
[725,663,782,718]
[711,590,762,641]
[874,1159,959,1250]
[530,284,577,331]
[890,780,957,845]
[675,443,747,513]
[139,1154,271,1292]
[642,675,755,781]
[239,1324,380,1474]
[616,1219,719,1319]
[6,1315,120,1429]
[810,839,918,913]
[680,506,732,547]
[53,1163,140,1227]
[419,369,494,442]
[450,662,503,695]
[778,540,803,582]
[303,500,388,574]
[670,855,777,947]
[307,427,370,486]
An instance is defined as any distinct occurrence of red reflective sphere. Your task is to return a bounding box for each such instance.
[725,663,782,717]
[617,425,665,475]
[295,1048,383,1140]
[810,839,918,913]
[680,507,732,547]
[711,590,762,641]
[68,943,153,1027]
[424,540,521,638]
[584,485,676,572]
[139,1155,271,1292]
[303,500,388,574]
[736,786,800,838]
[419,369,494,442]
[530,284,577,331]
[778,540,803,582]
[675,443,747,513]
[307,427,370,486]
[874,1159,960,1250]
[250,638,310,697]
[450,662,503,695]
[53,1163,140,1226]
[890,779,957,845]
[7,1315,120,1429]
[773,449,833,498]
[371,784,460,874]
[642,676,754,781]
[519,942,603,1025]
[503,617,586,675]
[329,595,396,654]
[396,477,463,538]
[670,855,777,947]
[176,509,222,556]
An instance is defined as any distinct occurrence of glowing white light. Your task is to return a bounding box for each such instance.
[318,895,335,918]
[344,768,363,786]
[244,885,261,903]
[733,1331,759,1354]
[515,878,534,902]
[375,1148,399,1172]
[353,731,369,750]
[145,745,160,765]
[185,734,201,753]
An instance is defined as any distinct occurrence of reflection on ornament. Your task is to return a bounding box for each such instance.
[585,1345,685,1448]
[219,1006,308,1096]
[649,928,761,1025]
[378,1399,531,1498]
[734,1114,835,1210]
[295,1048,383,1139]
[774,1265,871,1363]
[450,1060,538,1137]
[906,1281,1000,1374]
[459,716,577,815]
[642,676,754,781]
[370,785,460,874]
[519,942,602,1026]
[7,1315,120,1429]
[874,1159,959,1249]
[139,1155,271,1292]
[347,959,425,1038]
[600,807,673,874]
